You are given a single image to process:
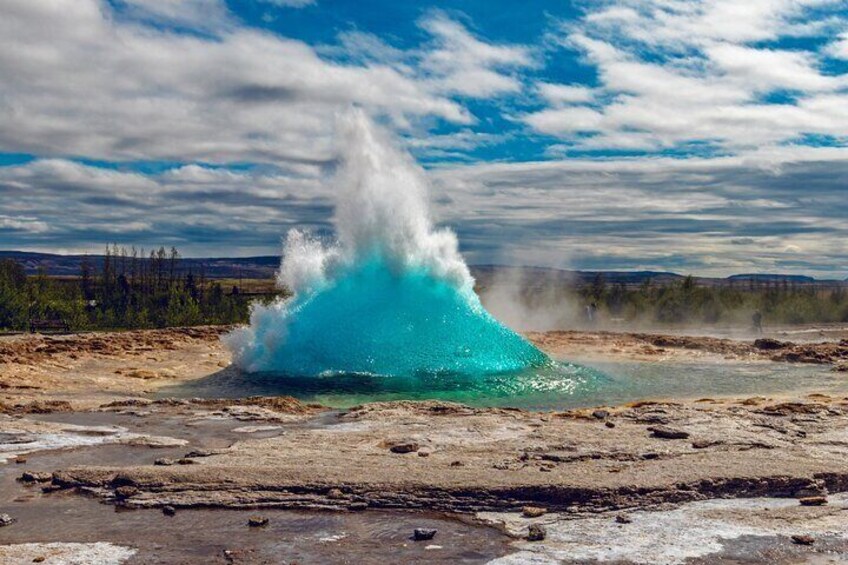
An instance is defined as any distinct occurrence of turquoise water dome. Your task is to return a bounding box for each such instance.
[232,255,549,377]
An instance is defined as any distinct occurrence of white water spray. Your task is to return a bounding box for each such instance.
[224,109,548,376]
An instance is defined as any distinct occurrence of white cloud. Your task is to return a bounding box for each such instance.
[705,43,844,92]
[258,0,316,7]
[537,83,595,105]
[0,1,538,164]
[116,0,233,31]
[524,0,848,154]
[404,130,507,161]
[524,107,604,134]
[0,0,485,165]
[419,11,534,97]
[0,215,49,234]
[582,0,843,48]
[326,14,535,101]
[827,33,848,59]
[330,31,410,67]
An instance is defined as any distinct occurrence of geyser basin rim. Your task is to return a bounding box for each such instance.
[228,359,608,406]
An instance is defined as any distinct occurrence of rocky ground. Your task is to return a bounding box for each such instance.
[46,396,848,512]
[1,325,848,563]
[0,326,232,409]
[528,329,848,368]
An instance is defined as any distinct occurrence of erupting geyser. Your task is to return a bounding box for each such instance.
[224,109,550,377]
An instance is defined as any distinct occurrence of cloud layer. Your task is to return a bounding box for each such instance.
[1,0,846,277]
[1,1,535,164]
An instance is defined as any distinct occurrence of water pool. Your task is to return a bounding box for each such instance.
[160,357,844,410]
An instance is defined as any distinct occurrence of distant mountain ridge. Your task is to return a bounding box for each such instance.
[0,250,279,279]
[1,251,844,285]
[727,273,816,283]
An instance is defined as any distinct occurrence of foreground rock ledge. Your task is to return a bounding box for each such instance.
[49,398,848,513]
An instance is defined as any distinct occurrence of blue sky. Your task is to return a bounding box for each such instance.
[1,0,847,277]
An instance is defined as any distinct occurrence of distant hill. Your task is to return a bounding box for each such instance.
[727,273,816,283]
[470,265,684,287]
[1,251,843,287]
[0,251,279,279]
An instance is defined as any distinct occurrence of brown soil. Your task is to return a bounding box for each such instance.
[528,330,848,365]
[0,326,232,409]
[0,326,228,365]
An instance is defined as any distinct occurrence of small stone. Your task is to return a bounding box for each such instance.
[389,440,420,454]
[176,458,197,465]
[450,460,465,467]
[33,557,45,563]
[184,449,216,458]
[348,502,368,511]
[124,369,158,380]
[327,488,344,499]
[413,528,437,541]
[0,513,14,527]
[640,414,669,425]
[605,421,615,428]
[522,506,547,518]
[647,426,690,440]
[115,486,139,499]
[791,534,815,545]
[799,496,827,506]
[795,486,827,498]
[591,409,609,420]
[223,549,255,562]
[527,524,547,541]
[615,514,632,524]
[247,516,269,527]
[41,484,62,493]
[15,457,26,464]
[741,397,764,406]
[154,458,176,466]
[162,505,176,516]
[19,471,52,483]
[754,338,787,350]
[418,450,430,457]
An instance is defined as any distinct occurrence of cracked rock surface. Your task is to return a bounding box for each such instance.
[50,396,848,513]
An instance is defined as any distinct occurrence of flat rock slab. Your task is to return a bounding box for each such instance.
[50,399,848,513]
[480,494,848,565]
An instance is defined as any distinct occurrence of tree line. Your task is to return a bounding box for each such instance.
[580,274,848,326]
[0,246,278,332]
[2,252,847,332]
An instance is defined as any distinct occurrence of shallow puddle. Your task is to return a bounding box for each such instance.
[0,412,510,564]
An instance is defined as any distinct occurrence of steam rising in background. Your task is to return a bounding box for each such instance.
[479,267,581,331]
